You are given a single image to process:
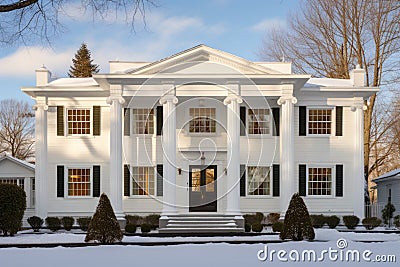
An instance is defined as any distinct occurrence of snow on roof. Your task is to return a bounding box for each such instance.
[305,78,353,88]
[47,78,98,87]
[0,153,35,170]
[373,168,400,182]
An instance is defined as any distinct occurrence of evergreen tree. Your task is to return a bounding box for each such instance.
[280,193,315,241]
[68,43,99,78]
[85,193,123,244]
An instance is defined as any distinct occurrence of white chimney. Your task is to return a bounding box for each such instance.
[350,64,365,87]
[35,65,51,86]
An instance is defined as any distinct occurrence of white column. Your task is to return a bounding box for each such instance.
[352,98,366,218]
[160,94,178,215]
[277,85,297,217]
[33,97,48,218]
[107,89,125,220]
[224,93,242,215]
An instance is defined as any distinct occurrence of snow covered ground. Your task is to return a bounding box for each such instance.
[0,229,399,267]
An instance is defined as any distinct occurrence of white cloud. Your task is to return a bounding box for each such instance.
[250,18,286,32]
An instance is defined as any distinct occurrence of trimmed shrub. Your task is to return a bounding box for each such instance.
[343,215,360,229]
[125,215,143,225]
[244,214,257,226]
[310,214,325,228]
[77,217,91,231]
[144,214,160,229]
[266,213,280,225]
[140,223,152,233]
[244,223,251,232]
[0,184,27,236]
[125,224,137,233]
[254,212,265,224]
[45,217,61,232]
[85,193,123,244]
[27,216,44,232]
[326,215,340,229]
[280,193,315,241]
[61,217,75,231]
[382,203,396,226]
[272,221,284,232]
[252,223,263,232]
[362,217,382,230]
[394,215,400,228]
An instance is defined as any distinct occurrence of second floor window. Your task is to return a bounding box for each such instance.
[308,109,332,135]
[133,109,154,134]
[189,108,216,133]
[67,108,91,135]
[248,109,270,134]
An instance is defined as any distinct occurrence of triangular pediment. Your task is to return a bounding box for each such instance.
[128,44,281,75]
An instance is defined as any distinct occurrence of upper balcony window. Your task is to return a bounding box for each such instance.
[67,108,91,135]
[133,108,154,134]
[308,109,332,135]
[248,109,270,135]
[189,108,216,133]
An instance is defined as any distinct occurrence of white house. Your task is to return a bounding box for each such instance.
[22,45,377,232]
[373,169,400,218]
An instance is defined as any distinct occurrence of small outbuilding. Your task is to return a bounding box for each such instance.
[373,168,400,218]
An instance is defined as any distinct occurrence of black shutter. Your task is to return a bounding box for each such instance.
[240,164,246,197]
[57,106,64,136]
[157,165,163,196]
[272,107,280,136]
[240,106,246,136]
[124,108,130,136]
[335,106,343,136]
[299,164,307,196]
[93,106,101,136]
[57,165,64,197]
[157,106,163,136]
[299,106,307,136]
[124,164,130,197]
[336,164,343,197]
[93,165,100,197]
[272,164,280,197]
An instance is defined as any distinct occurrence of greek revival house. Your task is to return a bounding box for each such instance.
[22,45,377,232]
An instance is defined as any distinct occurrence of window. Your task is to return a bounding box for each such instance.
[189,108,216,133]
[67,108,91,135]
[67,168,91,196]
[0,178,24,189]
[132,167,154,195]
[248,109,270,134]
[308,167,332,196]
[308,109,332,135]
[133,109,154,134]
[247,166,270,195]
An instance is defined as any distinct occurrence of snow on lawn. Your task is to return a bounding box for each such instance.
[0,229,399,267]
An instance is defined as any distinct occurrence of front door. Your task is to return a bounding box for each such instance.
[189,165,217,212]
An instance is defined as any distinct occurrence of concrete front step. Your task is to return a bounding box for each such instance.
[166,223,238,228]
[159,227,244,233]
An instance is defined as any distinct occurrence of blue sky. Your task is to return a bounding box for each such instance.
[0,0,299,103]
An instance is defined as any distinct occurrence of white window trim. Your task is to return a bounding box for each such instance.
[65,106,93,137]
[246,165,272,197]
[247,108,272,137]
[187,107,217,135]
[129,165,156,198]
[306,106,335,137]
[131,108,155,136]
[305,164,336,198]
[64,166,93,198]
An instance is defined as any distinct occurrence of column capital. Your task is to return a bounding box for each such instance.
[159,95,178,105]
[33,104,48,111]
[351,97,367,112]
[106,96,125,105]
[277,95,297,105]
[223,93,243,105]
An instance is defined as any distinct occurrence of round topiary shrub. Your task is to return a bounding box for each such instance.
[343,215,360,229]
[252,223,263,233]
[77,217,91,231]
[272,221,284,232]
[27,216,44,232]
[310,214,325,228]
[0,184,27,236]
[85,193,123,244]
[266,213,280,225]
[140,223,152,233]
[394,215,400,228]
[144,214,160,229]
[244,214,257,226]
[244,223,251,232]
[280,193,315,241]
[326,215,340,229]
[125,224,137,234]
[45,217,61,232]
[61,217,75,231]
[254,212,265,224]
[125,215,143,225]
[362,217,382,230]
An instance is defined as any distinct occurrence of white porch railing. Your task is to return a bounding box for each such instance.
[365,203,385,218]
